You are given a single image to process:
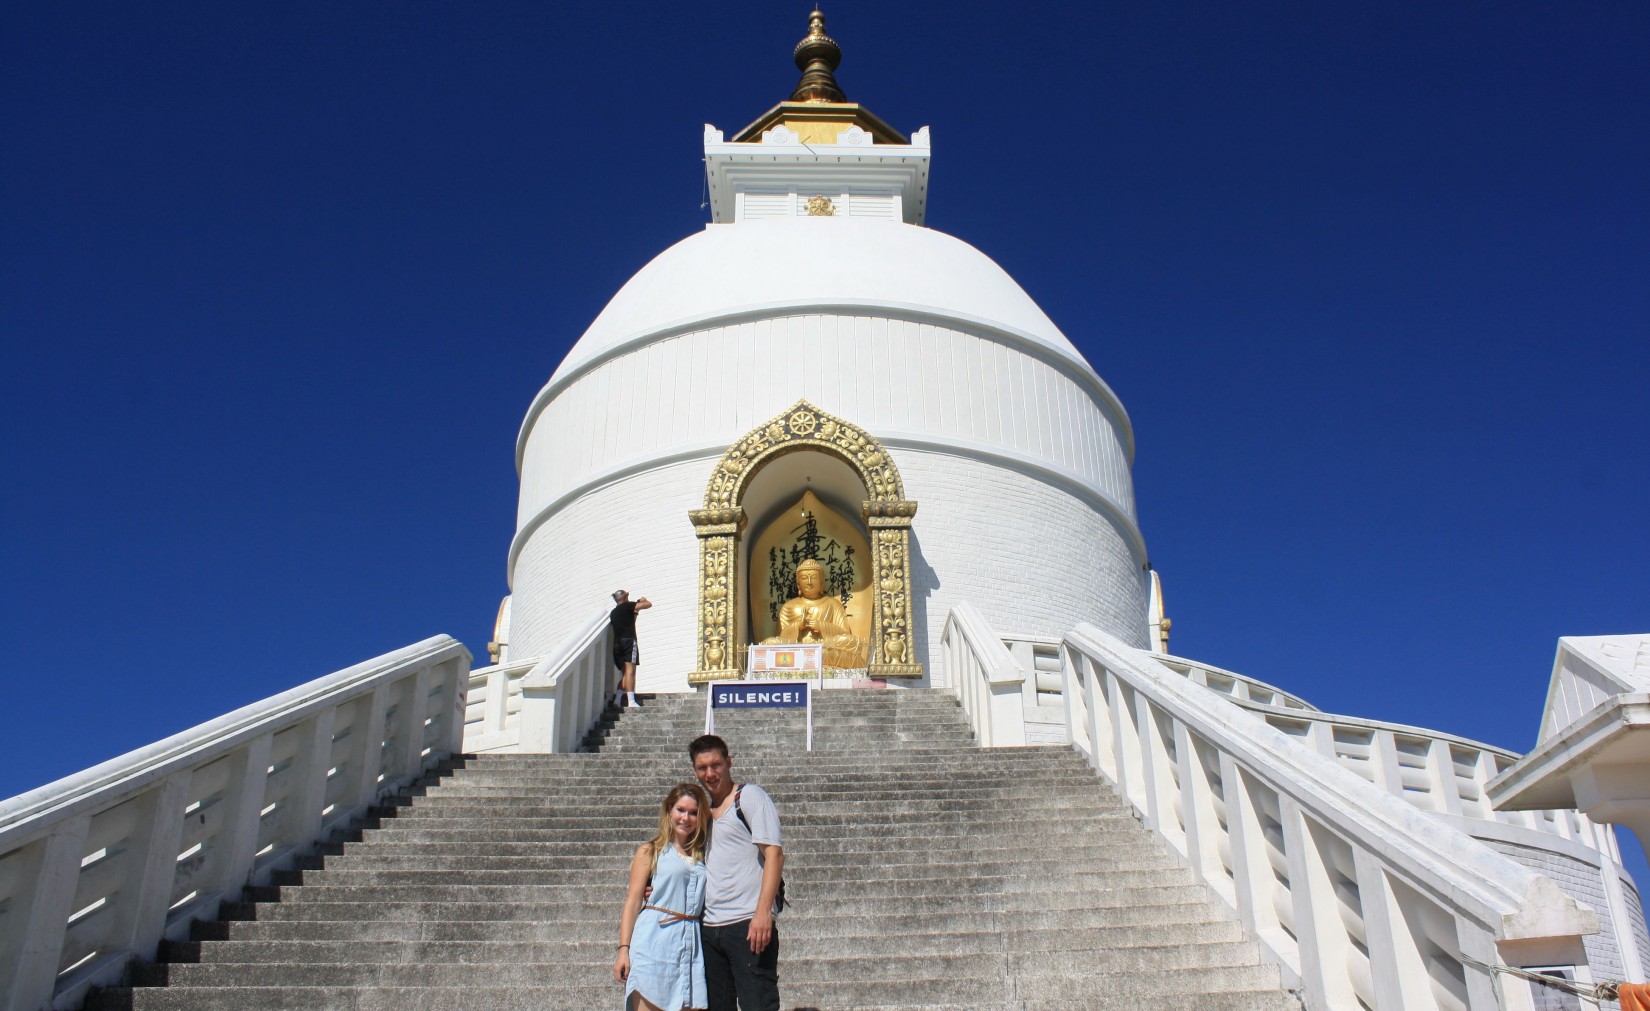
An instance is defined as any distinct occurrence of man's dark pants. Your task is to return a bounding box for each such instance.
[702,921,779,1011]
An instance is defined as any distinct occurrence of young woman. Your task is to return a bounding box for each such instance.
[614,782,711,1010]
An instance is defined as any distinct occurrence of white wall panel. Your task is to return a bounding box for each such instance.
[519,315,1138,538]
[509,445,1150,693]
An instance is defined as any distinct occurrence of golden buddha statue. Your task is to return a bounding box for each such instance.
[763,558,867,668]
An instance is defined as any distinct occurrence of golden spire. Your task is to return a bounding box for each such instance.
[790,8,847,104]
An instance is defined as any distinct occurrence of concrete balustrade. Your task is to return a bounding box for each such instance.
[516,609,616,753]
[1151,654,1318,712]
[462,655,538,753]
[941,602,1027,747]
[1061,622,1600,1011]
[0,636,469,1011]
[1141,654,1623,866]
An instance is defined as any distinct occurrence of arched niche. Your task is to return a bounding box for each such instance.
[689,400,920,683]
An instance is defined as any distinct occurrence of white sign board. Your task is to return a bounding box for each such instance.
[747,642,823,678]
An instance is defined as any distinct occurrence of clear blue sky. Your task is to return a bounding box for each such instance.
[3,0,1646,876]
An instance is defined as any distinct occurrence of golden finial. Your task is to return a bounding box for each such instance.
[791,7,846,104]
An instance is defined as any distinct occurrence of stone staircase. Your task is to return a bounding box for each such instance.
[91,689,1301,1010]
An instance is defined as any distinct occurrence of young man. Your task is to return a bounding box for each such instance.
[690,734,783,1011]
[609,590,651,708]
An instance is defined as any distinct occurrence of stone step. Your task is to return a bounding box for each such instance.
[105,688,1296,1010]
[276,865,1192,895]
[311,850,1180,876]
[260,881,1213,915]
[132,952,1281,991]
[243,900,1238,932]
[196,917,1248,950]
[170,936,1262,970]
[324,836,1141,860]
[99,984,1300,1011]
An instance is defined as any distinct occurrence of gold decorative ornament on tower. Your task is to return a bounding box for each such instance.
[689,401,920,683]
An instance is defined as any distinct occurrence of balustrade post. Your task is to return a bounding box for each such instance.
[1307,721,1336,759]
[386,668,431,783]
[204,733,273,904]
[1174,720,1221,894]
[434,657,467,757]
[283,709,337,865]
[1283,799,1356,1010]
[1136,698,1176,845]
[1059,645,1081,754]
[1222,757,1298,978]
[1429,740,1463,817]
[0,814,89,1011]
[485,666,508,734]
[107,773,193,966]
[519,671,557,754]
[1107,670,1144,813]
[1353,847,1434,1010]
[343,686,392,813]
[1083,656,1108,779]
[1374,730,1404,798]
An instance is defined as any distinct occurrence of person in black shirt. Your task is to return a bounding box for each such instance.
[610,590,652,708]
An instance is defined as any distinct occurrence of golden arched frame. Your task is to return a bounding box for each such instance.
[689,401,920,683]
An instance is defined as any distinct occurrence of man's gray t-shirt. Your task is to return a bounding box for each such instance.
[703,784,782,927]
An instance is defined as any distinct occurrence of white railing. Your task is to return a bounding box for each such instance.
[0,636,470,1011]
[1062,623,1598,1011]
[1230,700,1619,855]
[1154,654,1319,711]
[517,610,615,753]
[942,603,1027,747]
[1151,654,1621,859]
[463,656,538,753]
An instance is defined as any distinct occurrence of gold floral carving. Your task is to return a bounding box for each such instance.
[805,195,835,216]
[690,510,745,680]
[690,401,920,682]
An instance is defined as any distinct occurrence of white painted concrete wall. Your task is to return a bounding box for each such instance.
[507,446,1149,691]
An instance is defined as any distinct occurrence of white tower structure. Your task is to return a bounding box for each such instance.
[501,10,1146,690]
[3,13,1645,1011]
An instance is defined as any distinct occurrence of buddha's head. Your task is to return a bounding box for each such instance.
[794,558,825,599]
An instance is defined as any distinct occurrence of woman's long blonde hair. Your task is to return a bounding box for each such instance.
[649,782,711,872]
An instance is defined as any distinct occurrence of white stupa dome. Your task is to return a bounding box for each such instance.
[547,220,1099,390]
[498,32,1151,690]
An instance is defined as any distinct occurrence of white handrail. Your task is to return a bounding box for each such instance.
[1229,698,1620,854]
[0,636,470,1011]
[1062,622,1597,1011]
[518,609,614,752]
[941,603,1027,747]
[1152,653,1320,711]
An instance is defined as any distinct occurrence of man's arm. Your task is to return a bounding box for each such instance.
[635,598,652,610]
[747,842,784,953]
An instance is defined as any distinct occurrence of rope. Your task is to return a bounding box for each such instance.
[1459,954,1619,1007]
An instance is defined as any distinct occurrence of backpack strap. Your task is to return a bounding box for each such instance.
[732,785,751,834]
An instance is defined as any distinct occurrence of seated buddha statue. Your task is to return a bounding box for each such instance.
[763,558,867,668]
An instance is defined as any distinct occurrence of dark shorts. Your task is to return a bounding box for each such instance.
[613,637,639,670]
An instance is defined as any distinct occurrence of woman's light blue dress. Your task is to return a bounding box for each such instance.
[625,844,707,1010]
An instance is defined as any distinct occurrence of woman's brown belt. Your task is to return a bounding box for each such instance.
[643,904,701,926]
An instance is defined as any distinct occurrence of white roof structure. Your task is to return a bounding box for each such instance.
[1490,635,1650,827]
[503,10,1147,687]
[537,218,1119,428]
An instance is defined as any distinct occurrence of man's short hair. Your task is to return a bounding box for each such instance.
[689,734,729,762]
[612,590,627,602]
